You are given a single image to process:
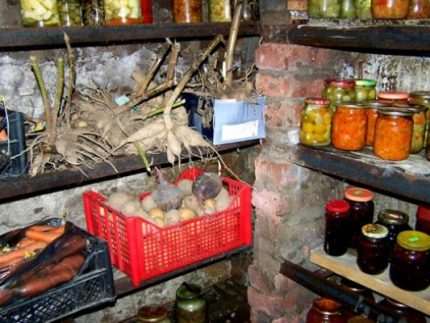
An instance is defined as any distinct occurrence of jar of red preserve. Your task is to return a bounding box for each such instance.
[324,200,350,256]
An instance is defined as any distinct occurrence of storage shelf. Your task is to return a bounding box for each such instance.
[0,22,260,50]
[310,246,430,316]
[288,145,430,204]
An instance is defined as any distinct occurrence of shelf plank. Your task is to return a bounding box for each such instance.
[310,246,430,315]
[0,22,260,50]
[288,145,430,204]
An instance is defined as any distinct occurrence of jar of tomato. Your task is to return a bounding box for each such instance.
[172,0,203,23]
[359,101,389,146]
[354,79,377,102]
[371,0,410,18]
[407,0,430,18]
[105,0,141,25]
[332,104,367,151]
[306,298,348,323]
[409,91,430,147]
[324,200,350,256]
[300,98,333,147]
[404,105,426,153]
[324,80,356,110]
[389,230,430,291]
[377,91,409,104]
[373,108,413,161]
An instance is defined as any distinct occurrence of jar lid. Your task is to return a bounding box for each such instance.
[313,298,342,316]
[386,297,409,308]
[340,278,367,293]
[176,283,203,300]
[137,306,168,322]
[362,223,389,239]
[378,91,410,100]
[397,230,430,251]
[327,80,355,88]
[377,209,409,225]
[355,79,376,87]
[410,91,430,99]
[357,101,390,109]
[377,108,413,117]
[326,200,350,213]
[336,103,367,110]
[306,97,330,106]
[344,187,374,202]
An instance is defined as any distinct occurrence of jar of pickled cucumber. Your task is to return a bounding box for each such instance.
[209,0,232,22]
[371,0,410,18]
[58,0,83,26]
[173,0,203,23]
[308,0,341,18]
[405,105,426,153]
[82,0,105,25]
[324,80,356,110]
[20,0,60,27]
[105,0,141,25]
[299,98,333,147]
[355,0,372,17]
[378,91,410,104]
[409,91,430,147]
[332,103,367,151]
[341,0,357,17]
[354,79,377,102]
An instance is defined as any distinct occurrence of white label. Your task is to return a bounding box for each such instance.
[221,120,259,141]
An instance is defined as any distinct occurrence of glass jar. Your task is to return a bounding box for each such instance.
[324,80,356,110]
[209,0,232,22]
[378,298,427,323]
[175,283,207,323]
[344,187,374,249]
[373,108,413,161]
[306,297,348,323]
[354,80,377,103]
[404,105,427,153]
[82,0,105,25]
[377,91,410,104]
[138,306,172,323]
[340,278,375,301]
[172,0,203,23]
[389,230,430,291]
[105,0,141,25]
[407,0,430,17]
[409,91,430,147]
[58,0,83,26]
[324,200,350,257]
[341,0,357,17]
[299,98,333,147]
[359,101,389,147]
[355,0,372,17]
[308,0,342,17]
[141,0,152,23]
[20,0,60,27]
[357,223,390,275]
[371,0,410,18]
[332,104,368,151]
[416,204,430,235]
[376,209,411,257]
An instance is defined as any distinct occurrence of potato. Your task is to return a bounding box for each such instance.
[119,199,141,215]
[176,179,193,195]
[216,194,233,212]
[107,191,134,210]
[179,207,197,221]
[141,195,158,212]
[203,199,217,215]
[148,207,165,219]
[182,194,199,211]
[165,209,181,226]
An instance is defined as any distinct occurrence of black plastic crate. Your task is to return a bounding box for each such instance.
[0,110,27,178]
[0,231,116,323]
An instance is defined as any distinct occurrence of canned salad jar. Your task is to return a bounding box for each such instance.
[332,104,367,151]
[299,98,333,147]
[360,101,389,147]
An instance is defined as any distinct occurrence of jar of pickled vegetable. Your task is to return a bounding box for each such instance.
[359,101,389,146]
[105,0,141,25]
[324,80,356,110]
[407,0,430,18]
[355,0,372,17]
[373,108,413,161]
[409,91,430,147]
[341,0,357,17]
[175,283,207,323]
[389,230,430,291]
[306,298,348,323]
[332,104,367,151]
[371,0,410,18]
[173,0,203,23]
[357,223,389,275]
[405,105,426,153]
[82,0,105,25]
[354,80,377,102]
[378,298,427,323]
[209,0,232,22]
[58,0,83,26]
[300,98,333,147]
[308,0,342,17]
[20,0,60,27]
[377,91,409,104]
[141,0,152,23]
[324,200,350,257]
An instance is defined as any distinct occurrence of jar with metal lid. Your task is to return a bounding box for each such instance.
[332,104,368,151]
[299,98,333,147]
[359,101,389,147]
[105,0,141,25]
[389,230,430,291]
[357,223,389,275]
[82,0,105,25]
[324,200,350,257]
[354,80,377,103]
[306,297,348,323]
[209,0,232,22]
[141,0,152,23]
[406,0,430,18]
[415,204,430,235]
[172,0,203,23]
[308,0,341,17]
[371,0,410,18]
[58,0,83,26]
[324,80,356,110]
[175,282,207,323]
[409,91,430,147]
[373,108,413,161]
[138,306,171,323]
[344,187,374,248]
[375,209,411,257]
[378,298,426,323]
[20,0,60,26]
[355,0,372,17]
[377,91,410,104]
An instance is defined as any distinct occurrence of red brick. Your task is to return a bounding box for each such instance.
[247,287,291,318]
[254,157,297,189]
[252,188,284,216]
[248,264,274,294]
[265,97,303,127]
[274,273,291,295]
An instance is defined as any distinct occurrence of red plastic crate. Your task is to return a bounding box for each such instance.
[83,167,252,286]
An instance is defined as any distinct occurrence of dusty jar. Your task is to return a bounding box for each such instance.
[332,104,368,151]
[299,98,333,147]
[105,0,141,25]
[137,306,171,323]
[20,0,60,26]
[175,283,207,323]
[58,0,83,26]
[172,0,203,23]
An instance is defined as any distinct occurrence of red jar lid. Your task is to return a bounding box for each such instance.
[326,200,350,213]
[328,80,355,88]
[306,97,330,105]
[344,187,374,202]
[378,91,410,100]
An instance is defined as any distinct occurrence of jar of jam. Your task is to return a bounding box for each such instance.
[138,305,172,322]
[354,80,377,103]
[324,200,350,257]
[405,105,427,153]
[373,108,413,161]
[371,0,410,18]
[357,223,389,275]
[344,187,374,248]
[299,98,333,147]
[20,0,60,26]
[407,0,430,18]
[175,282,207,323]
[378,298,426,323]
[376,209,411,257]
[416,204,430,235]
[141,0,152,23]
[308,0,341,17]
[105,0,141,25]
[209,0,232,22]
[377,91,410,104]
[332,104,367,151]
[306,297,348,323]
[389,230,430,291]
[359,101,389,147]
[355,0,372,17]
[172,0,203,23]
[58,0,83,26]
[82,0,105,25]
[324,80,356,110]
[409,91,430,147]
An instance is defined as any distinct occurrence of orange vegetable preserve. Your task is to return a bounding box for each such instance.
[371,0,410,18]
[332,104,367,151]
[374,109,413,161]
[359,101,389,146]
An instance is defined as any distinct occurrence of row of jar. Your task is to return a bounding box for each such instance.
[308,0,427,19]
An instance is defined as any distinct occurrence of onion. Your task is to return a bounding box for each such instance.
[151,167,184,211]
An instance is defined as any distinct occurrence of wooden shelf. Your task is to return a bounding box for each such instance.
[310,246,430,316]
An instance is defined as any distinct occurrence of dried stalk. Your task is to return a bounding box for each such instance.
[166,42,181,82]
[64,33,76,127]
[224,2,243,87]
[30,56,52,127]
[51,58,65,132]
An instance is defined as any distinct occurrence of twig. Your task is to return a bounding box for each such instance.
[30,56,52,128]
[224,2,243,87]
[166,42,181,82]
[51,58,65,132]
[64,32,76,127]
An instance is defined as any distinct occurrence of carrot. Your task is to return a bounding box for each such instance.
[25,227,64,244]
[0,255,24,269]
[16,237,36,249]
[27,225,57,232]
[0,241,46,264]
